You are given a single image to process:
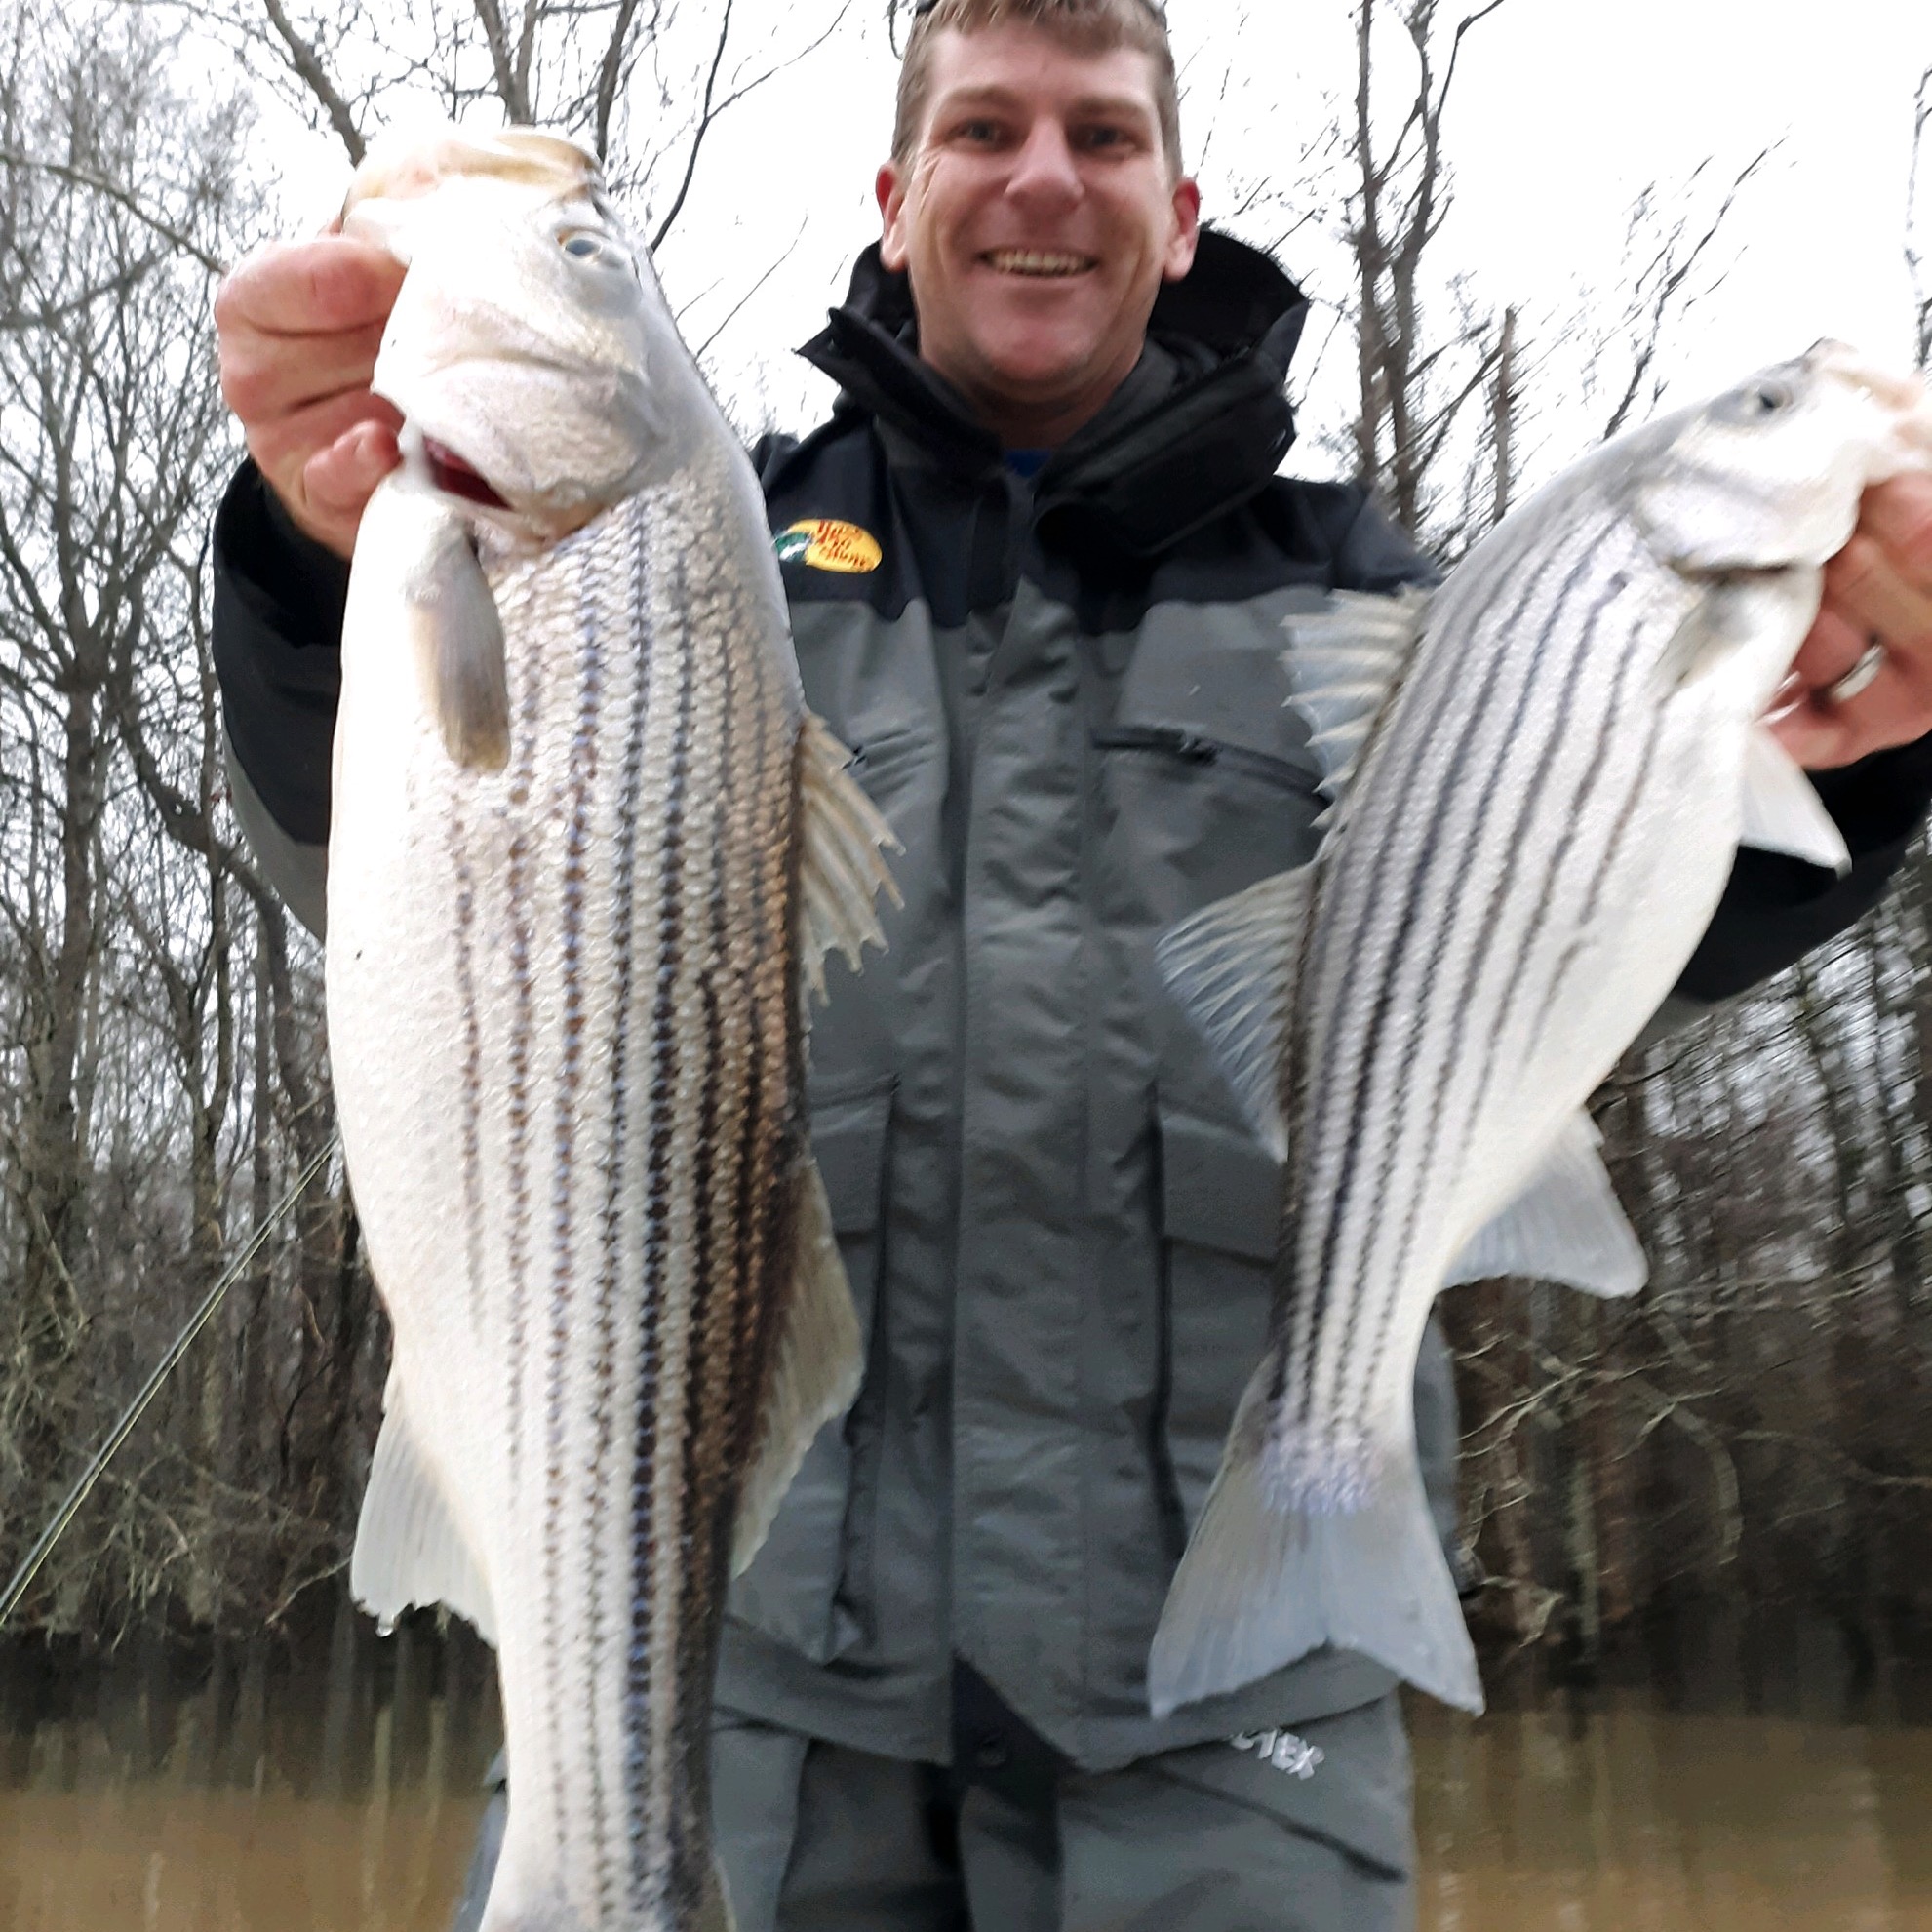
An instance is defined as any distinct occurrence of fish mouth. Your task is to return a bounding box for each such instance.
[422,435,512,510]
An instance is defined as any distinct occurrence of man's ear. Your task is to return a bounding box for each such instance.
[1163,176,1202,282]
[877,162,909,272]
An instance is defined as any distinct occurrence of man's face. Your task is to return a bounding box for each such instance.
[876,21,1201,446]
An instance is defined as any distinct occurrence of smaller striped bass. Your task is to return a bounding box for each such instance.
[323,127,896,1931]
[1147,343,1932,1719]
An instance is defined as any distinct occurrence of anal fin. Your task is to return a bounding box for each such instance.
[731,1157,865,1575]
[1148,1360,1481,1718]
[1444,1112,1646,1298]
[351,1371,497,1644]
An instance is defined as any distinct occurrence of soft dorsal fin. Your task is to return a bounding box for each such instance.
[1279,589,1430,807]
[730,1156,865,1575]
[350,1371,498,1643]
[796,711,902,1009]
[1740,724,1851,874]
[1443,1112,1646,1298]
[1154,868,1316,1162]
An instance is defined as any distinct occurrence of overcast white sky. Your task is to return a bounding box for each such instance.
[264,0,1932,484]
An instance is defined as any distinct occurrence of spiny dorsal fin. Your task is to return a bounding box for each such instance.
[350,1371,498,1644]
[1443,1112,1646,1298]
[1279,589,1431,807]
[731,1157,864,1575]
[1740,724,1850,874]
[796,712,902,1009]
[1154,869,1315,1162]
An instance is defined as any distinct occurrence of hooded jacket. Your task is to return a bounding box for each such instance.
[211,230,1932,1787]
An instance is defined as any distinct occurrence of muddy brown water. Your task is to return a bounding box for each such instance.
[7,1601,1932,1929]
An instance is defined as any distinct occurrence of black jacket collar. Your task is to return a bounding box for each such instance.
[798,227,1309,557]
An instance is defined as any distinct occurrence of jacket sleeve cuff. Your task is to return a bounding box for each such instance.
[1672,731,1932,1005]
[211,460,346,851]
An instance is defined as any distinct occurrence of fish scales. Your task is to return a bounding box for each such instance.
[1149,345,1932,1723]
[330,126,891,1932]
[1292,506,1660,1446]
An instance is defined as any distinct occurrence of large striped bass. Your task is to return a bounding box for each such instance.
[1148,344,1932,1719]
[323,128,896,1931]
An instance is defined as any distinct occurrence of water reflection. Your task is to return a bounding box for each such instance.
[0,1597,497,1932]
[7,1597,1932,1929]
[1415,1696,1932,1929]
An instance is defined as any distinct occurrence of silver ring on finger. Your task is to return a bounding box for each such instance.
[1827,638,1885,706]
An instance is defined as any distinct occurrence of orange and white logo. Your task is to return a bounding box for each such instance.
[774,519,883,574]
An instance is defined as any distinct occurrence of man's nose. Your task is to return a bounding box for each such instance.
[1005,120,1083,210]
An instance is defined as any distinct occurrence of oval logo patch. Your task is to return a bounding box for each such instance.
[775,519,882,574]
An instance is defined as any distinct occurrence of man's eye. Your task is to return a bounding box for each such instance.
[1076,125,1131,152]
[955,118,1003,144]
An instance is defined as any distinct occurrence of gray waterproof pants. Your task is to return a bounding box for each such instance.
[452,1695,1413,1931]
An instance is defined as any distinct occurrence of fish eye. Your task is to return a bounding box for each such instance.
[560,230,619,264]
[1715,376,1796,425]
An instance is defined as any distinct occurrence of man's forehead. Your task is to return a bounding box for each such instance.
[919,22,1163,118]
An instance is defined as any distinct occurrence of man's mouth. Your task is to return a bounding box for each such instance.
[423,435,511,510]
[981,249,1097,278]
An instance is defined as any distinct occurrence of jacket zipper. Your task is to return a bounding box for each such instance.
[1091,725,1319,796]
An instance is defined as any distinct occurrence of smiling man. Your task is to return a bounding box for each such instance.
[208,2,1932,1928]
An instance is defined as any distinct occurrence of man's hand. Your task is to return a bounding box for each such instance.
[1769,472,1932,769]
[215,236,409,562]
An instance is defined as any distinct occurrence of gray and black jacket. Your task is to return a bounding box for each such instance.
[211,229,1932,1777]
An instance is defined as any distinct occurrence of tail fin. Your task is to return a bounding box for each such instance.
[1148,1360,1482,1718]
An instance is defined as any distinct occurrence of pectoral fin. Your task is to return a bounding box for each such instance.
[1739,724,1850,874]
[351,1371,497,1644]
[730,1156,865,1575]
[403,508,509,772]
[1444,1112,1646,1298]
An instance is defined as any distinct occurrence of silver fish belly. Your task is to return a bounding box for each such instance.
[1149,343,1932,1720]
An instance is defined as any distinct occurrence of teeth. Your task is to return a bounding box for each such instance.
[986,250,1092,277]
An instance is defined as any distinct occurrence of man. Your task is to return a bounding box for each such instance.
[212,1,1932,1924]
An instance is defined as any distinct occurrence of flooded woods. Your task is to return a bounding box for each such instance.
[9,1613,1932,1931]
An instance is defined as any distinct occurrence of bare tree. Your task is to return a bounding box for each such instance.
[177,0,851,248]
[1341,0,1506,550]
[1910,64,1931,372]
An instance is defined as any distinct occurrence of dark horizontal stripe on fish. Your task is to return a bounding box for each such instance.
[585,502,653,1915]
[628,546,696,1916]
[541,554,606,1868]
[503,596,549,1491]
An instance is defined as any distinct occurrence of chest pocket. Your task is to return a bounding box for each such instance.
[1091,600,1328,936]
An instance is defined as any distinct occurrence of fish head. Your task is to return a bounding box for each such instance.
[342,125,697,539]
[1631,341,1932,576]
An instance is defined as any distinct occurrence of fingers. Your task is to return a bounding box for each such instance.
[216,235,406,339]
[1769,474,1932,769]
[214,236,409,560]
[298,418,405,560]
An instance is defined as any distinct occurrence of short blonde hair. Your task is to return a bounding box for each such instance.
[892,0,1183,177]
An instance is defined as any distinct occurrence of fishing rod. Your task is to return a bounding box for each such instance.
[0,1134,340,1631]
